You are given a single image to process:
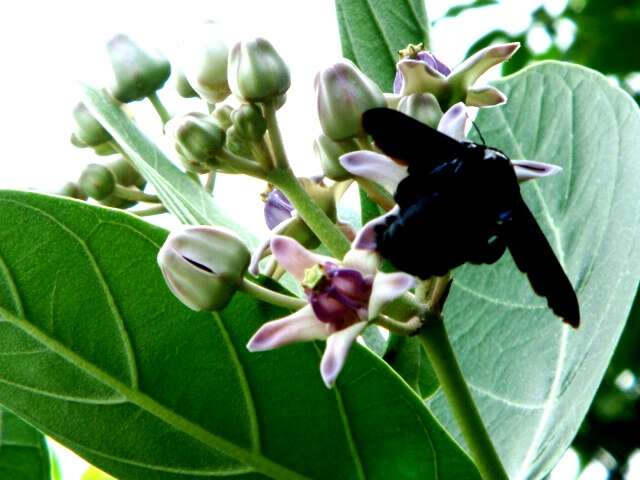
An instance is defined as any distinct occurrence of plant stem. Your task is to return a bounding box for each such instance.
[240,279,305,310]
[262,102,289,169]
[133,205,167,217]
[113,186,160,203]
[268,168,351,258]
[148,92,171,125]
[218,149,267,179]
[375,315,422,335]
[356,178,395,211]
[205,172,216,194]
[417,317,508,480]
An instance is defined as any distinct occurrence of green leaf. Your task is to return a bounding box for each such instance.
[0,408,50,479]
[427,62,640,479]
[385,338,438,400]
[80,85,258,249]
[335,0,428,91]
[0,191,479,479]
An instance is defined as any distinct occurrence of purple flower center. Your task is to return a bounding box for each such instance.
[305,262,373,329]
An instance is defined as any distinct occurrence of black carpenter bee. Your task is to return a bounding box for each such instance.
[363,107,580,328]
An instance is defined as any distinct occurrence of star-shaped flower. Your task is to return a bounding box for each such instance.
[246,235,414,387]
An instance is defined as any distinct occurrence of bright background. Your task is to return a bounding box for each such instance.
[0,0,636,478]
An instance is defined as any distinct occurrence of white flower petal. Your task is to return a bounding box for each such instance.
[466,85,507,107]
[368,271,415,320]
[512,159,562,182]
[450,42,520,85]
[270,236,334,281]
[247,305,330,351]
[397,59,447,97]
[437,102,468,141]
[339,151,408,193]
[320,321,367,387]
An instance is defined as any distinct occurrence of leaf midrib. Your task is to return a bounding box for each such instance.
[0,306,309,480]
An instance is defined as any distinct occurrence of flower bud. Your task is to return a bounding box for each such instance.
[211,104,233,130]
[315,59,386,141]
[224,126,252,159]
[99,194,135,210]
[72,102,112,147]
[314,134,354,181]
[106,34,171,103]
[231,104,267,141]
[397,93,443,128]
[228,38,290,102]
[54,182,87,200]
[106,157,145,189]
[157,226,250,311]
[78,164,116,201]
[168,113,226,172]
[92,142,118,156]
[175,70,199,99]
[181,22,230,103]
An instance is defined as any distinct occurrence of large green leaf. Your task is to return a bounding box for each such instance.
[427,62,640,479]
[81,85,258,249]
[0,191,479,479]
[0,408,50,479]
[335,0,428,91]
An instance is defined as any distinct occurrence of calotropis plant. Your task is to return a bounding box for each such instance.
[4,3,631,479]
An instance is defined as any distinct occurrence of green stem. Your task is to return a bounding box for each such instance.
[113,185,160,203]
[262,102,289,169]
[218,149,267,179]
[205,172,216,194]
[148,92,171,125]
[240,279,306,310]
[269,168,351,258]
[374,315,421,335]
[417,317,508,480]
[133,205,167,217]
[356,178,395,211]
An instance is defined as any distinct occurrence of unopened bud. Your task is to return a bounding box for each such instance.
[72,102,112,147]
[315,59,385,141]
[157,226,250,311]
[78,164,116,201]
[314,134,354,181]
[106,157,145,189]
[211,104,233,130]
[54,182,88,200]
[181,22,230,103]
[225,126,253,159]
[231,103,267,141]
[168,113,226,172]
[106,34,171,103]
[175,70,199,99]
[228,38,290,102]
[397,93,443,128]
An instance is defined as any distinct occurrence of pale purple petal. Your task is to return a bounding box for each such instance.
[466,85,507,107]
[264,189,294,229]
[320,321,367,387]
[450,42,520,85]
[270,236,334,281]
[417,51,451,76]
[512,159,562,183]
[351,206,399,251]
[247,305,330,351]
[396,59,448,97]
[437,102,468,141]
[339,151,407,193]
[368,272,415,320]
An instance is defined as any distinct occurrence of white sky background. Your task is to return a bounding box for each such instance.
[0,0,633,478]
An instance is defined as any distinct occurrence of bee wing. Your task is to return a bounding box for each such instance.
[362,108,464,169]
[506,199,580,327]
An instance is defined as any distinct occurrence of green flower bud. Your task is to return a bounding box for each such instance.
[315,59,386,141]
[181,22,230,103]
[92,142,118,156]
[72,102,112,147]
[106,157,145,189]
[225,126,252,159]
[231,104,267,141]
[228,38,290,102]
[397,93,443,128]
[314,134,355,181]
[157,226,250,311]
[78,164,116,201]
[99,194,135,210]
[54,182,88,200]
[106,34,171,103]
[175,70,199,99]
[168,113,226,172]
[211,104,233,130]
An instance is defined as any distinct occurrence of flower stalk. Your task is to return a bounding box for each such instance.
[148,92,171,125]
[239,278,306,310]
